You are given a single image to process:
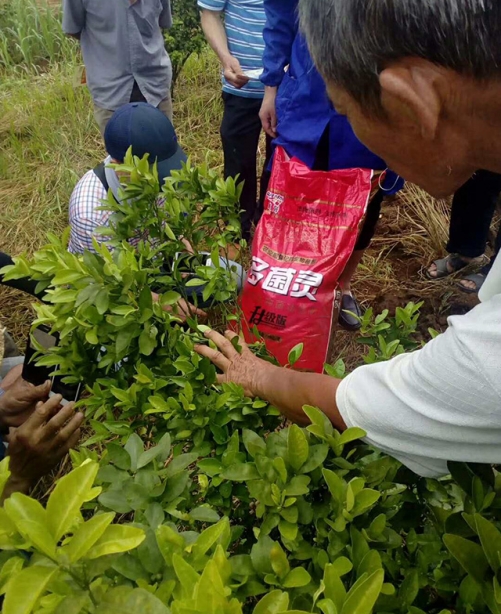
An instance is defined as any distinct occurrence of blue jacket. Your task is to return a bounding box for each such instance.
[261,0,403,193]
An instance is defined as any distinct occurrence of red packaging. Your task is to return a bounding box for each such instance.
[240,147,374,372]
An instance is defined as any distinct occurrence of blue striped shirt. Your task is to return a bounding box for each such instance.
[198,0,265,98]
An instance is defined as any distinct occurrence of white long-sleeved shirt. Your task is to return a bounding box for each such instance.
[337,253,501,477]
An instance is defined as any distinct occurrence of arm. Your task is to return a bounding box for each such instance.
[159,0,172,29]
[198,294,501,478]
[259,0,298,136]
[62,0,85,38]
[261,0,298,88]
[199,7,249,89]
[196,330,346,430]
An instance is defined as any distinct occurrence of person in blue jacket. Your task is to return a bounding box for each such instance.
[259,0,403,330]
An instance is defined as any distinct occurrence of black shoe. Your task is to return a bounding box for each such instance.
[338,293,362,331]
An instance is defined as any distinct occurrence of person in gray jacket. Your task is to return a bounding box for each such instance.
[63,0,173,135]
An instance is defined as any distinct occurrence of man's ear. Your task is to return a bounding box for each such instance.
[379,63,442,140]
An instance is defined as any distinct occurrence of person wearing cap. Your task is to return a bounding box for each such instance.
[68,102,186,255]
[62,0,173,136]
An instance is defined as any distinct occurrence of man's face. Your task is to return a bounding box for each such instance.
[326,83,476,198]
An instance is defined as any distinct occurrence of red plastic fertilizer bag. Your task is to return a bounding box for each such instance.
[240,147,375,373]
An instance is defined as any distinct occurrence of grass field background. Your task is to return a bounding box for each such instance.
[0,0,487,367]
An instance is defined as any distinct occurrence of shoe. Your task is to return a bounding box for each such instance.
[338,292,362,331]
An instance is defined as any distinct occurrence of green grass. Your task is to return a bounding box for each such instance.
[0,5,225,338]
[0,0,77,71]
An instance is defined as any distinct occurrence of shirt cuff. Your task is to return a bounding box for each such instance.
[336,374,357,430]
[261,70,285,88]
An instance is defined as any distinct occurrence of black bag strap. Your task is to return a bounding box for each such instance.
[93,161,109,193]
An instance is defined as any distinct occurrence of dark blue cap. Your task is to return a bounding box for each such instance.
[104,102,187,181]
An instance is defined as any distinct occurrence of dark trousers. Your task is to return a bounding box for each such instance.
[221,92,272,240]
[447,170,501,258]
[313,125,382,251]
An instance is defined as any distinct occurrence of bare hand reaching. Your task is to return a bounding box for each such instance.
[4,395,84,498]
[194,330,272,397]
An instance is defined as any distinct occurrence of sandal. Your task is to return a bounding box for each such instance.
[426,253,489,280]
[338,293,362,331]
[457,272,487,295]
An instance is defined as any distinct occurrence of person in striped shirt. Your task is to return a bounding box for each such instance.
[198,0,272,241]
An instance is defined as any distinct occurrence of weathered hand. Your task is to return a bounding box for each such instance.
[223,56,250,89]
[6,395,83,491]
[194,330,272,397]
[0,369,51,429]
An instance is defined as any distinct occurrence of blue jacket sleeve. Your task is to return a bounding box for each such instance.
[261,0,298,87]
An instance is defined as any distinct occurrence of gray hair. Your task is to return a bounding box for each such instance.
[299,0,501,114]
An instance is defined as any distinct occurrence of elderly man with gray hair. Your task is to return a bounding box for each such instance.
[195,0,501,478]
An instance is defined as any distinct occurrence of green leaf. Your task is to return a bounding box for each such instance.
[3,566,56,614]
[283,567,311,588]
[251,536,275,575]
[270,542,290,580]
[189,506,220,523]
[399,568,419,607]
[322,468,345,503]
[63,512,115,563]
[253,590,289,614]
[137,433,171,470]
[475,514,501,573]
[443,533,489,582]
[341,569,384,614]
[86,525,145,559]
[300,444,329,474]
[287,425,309,472]
[172,553,200,596]
[139,327,157,356]
[125,434,144,472]
[47,461,99,541]
[221,463,259,481]
[324,564,346,614]
[337,428,366,446]
[288,343,304,367]
[192,517,230,560]
[243,429,267,458]
[353,489,380,515]
[284,475,310,496]
[164,453,198,478]
[4,494,57,559]
[279,519,298,541]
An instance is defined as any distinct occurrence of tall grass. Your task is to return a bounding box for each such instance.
[0,0,78,71]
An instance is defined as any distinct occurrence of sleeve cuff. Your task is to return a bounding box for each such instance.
[197,1,224,10]
[336,375,356,430]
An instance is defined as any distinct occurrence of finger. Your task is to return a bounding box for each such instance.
[50,427,82,464]
[178,301,207,319]
[26,394,64,429]
[223,330,250,354]
[54,412,84,446]
[216,374,225,386]
[62,428,82,453]
[194,344,231,372]
[25,379,51,401]
[43,402,77,436]
[204,329,239,359]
